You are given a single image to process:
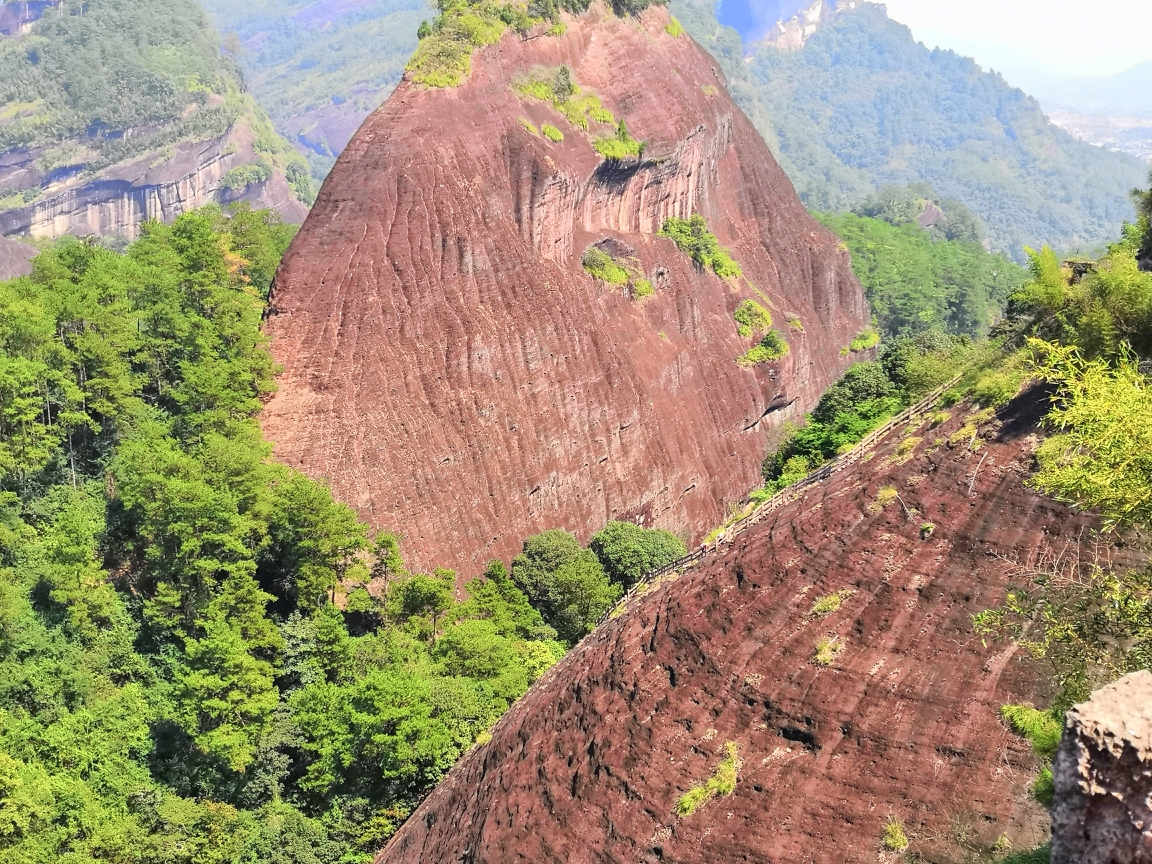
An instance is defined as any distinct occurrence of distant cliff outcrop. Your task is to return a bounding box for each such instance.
[0,0,312,241]
[261,3,868,576]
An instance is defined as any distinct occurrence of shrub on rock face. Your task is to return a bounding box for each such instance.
[659,214,742,277]
[733,299,772,337]
[738,330,789,366]
[581,246,629,284]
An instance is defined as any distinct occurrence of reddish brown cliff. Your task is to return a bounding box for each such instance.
[260,5,867,576]
[376,392,1127,863]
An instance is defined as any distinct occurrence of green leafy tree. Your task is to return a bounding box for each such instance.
[589,521,686,590]
[512,530,621,644]
[175,574,281,772]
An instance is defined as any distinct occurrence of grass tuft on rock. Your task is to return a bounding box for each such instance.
[676,741,739,817]
[810,589,853,617]
[882,818,909,851]
[814,636,843,666]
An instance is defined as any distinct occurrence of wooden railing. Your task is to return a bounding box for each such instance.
[600,372,965,622]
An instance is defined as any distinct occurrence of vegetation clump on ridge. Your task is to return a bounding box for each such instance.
[412,0,668,89]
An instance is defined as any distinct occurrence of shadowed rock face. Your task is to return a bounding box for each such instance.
[376,392,1126,863]
[261,6,867,576]
[1051,670,1152,864]
[0,236,35,280]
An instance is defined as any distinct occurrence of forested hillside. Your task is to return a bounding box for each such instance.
[671,0,1147,258]
[817,184,1027,338]
[0,205,685,861]
[199,0,422,181]
[0,0,313,240]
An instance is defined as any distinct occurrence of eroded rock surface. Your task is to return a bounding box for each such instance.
[376,392,1121,863]
[0,124,309,242]
[261,6,867,576]
[0,236,35,280]
[1051,670,1152,864]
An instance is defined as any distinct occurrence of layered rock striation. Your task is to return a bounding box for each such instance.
[1051,670,1152,864]
[261,5,867,576]
[376,391,1124,863]
[0,123,309,242]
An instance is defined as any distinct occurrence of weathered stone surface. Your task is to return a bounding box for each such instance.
[0,236,35,280]
[261,6,868,577]
[375,392,1126,864]
[0,122,308,242]
[1051,670,1152,864]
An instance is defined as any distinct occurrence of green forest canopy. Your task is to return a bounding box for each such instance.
[0,0,235,158]
[818,202,1027,339]
[670,0,1146,259]
[0,207,685,862]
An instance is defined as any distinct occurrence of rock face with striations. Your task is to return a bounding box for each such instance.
[1051,670,1152,864]
[261,5,867,576]
[376,392,1131,863]
[0,236,36,281]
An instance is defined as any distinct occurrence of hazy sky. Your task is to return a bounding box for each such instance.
[877,0,1152,84]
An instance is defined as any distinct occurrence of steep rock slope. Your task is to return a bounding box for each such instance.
[0,236,35,280]
[377,392,1129,863]
[261,5,868,576]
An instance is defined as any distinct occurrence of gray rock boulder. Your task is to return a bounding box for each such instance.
[1051,670,1152,863]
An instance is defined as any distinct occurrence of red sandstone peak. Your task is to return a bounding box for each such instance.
[376,392,1122,863]
[261,4,867,577]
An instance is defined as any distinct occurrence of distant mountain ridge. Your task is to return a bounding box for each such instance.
[672,0,1147,257]
[1035,60,1152,119]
